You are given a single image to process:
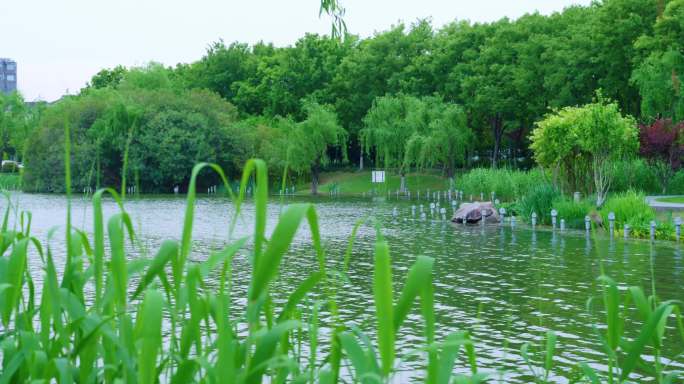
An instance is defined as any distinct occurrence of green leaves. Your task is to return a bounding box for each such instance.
[135,289,164,384]
[372,239,395,377]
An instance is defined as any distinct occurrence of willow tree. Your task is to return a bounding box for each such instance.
[403,103,472,178]
[531,96,638,206]
[360,95,423,191]
[288,102,347,195]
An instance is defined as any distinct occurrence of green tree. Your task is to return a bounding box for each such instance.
[287,102,347,194]
[84,65,127,90]
[331,22,432,166]
[360,95,417,191]
[632,0,684,121]
[531,96,639,206]
[403,102,472,178]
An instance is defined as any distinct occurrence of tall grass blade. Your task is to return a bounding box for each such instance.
[373,239,394,377]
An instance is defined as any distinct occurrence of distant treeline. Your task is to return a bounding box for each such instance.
[3,0,684,192]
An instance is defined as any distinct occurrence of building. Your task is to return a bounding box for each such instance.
[0,58,17,94]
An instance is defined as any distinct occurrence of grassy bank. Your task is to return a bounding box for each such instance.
[655,196,684,204]
[295,170,450,195]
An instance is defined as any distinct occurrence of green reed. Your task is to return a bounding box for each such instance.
[0,124,683,383]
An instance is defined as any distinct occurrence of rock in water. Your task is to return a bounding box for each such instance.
[451,202,500,224]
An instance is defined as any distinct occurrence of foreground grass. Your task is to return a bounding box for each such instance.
[1,158,683,383]
[296,170,449,195]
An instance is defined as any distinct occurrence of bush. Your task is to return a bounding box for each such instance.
[600,190,655,231]
[666,170,684,194]
[517,183,560,224]
[553,198,594,229]
[611,158,661,194]
[458,168,546,201]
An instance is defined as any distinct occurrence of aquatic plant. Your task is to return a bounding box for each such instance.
[458,168,546,202]
[517,183,560,225]
[552,198,594,230]
[600,190,655,232]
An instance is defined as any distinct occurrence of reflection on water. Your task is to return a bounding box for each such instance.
[6,193,684,382]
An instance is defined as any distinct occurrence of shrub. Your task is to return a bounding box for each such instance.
[600,190,655,231]
[666,170,684,194]
[611,158,661,194]
[552,198,594,229]
[517,183,560,224]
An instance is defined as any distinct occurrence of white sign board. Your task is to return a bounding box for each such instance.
[371,170,385,183]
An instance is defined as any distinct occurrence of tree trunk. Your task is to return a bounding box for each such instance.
[446,153,455,178]
[491,114,504,168]
[311,162,320,195]
[400,170,406,193]
[359,152,364,170]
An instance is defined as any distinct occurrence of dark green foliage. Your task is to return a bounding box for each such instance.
[23,71,241,193]
[611,158,662,194]
[666,169,684,194]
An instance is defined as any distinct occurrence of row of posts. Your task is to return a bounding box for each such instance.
[280,186,296,196]
[393,204,684,242]
[367,189,482,202]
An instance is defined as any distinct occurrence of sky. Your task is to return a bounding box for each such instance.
[1,0,592,102]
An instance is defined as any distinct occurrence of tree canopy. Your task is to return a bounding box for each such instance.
[9,0,684,194]
[531,96,639,205]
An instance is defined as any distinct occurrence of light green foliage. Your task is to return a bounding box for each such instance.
[0,92,44,162]
[531,97,639,206]
[287,102,347,194]
[457,168,547,201]
[362,95,472,181]
[361,94,416,170]
[297,170,449,195]
[552,198,595,229]
[403,101,472,177]
[600,190,655,231]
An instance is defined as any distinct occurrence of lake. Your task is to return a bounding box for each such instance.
[8,192,684,382]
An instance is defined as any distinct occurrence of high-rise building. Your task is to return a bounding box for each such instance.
[0,58,17,94]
